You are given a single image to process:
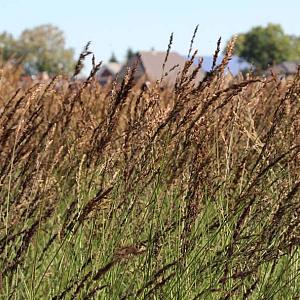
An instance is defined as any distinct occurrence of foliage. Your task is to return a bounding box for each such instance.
[126,47,135,61]
[0,24,75,76]
[109,52,118,63]
[232,23,300,70]
[0,32,17,61]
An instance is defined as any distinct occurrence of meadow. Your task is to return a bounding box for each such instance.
[0,39,300,299]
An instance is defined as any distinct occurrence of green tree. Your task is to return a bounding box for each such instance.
[0,32,17,61]
[109,52,118,63]
[126,47,135,61]
[231,23,300,70]
[290,36,300,59]
[17,24,75,75]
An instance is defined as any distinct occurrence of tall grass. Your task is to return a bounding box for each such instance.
[0,39,300,299]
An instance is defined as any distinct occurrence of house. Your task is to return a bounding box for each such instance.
[118,51,205,86]
[269,61,300,76]
[96,62,122,85]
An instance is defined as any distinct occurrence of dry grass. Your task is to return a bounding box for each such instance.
[0,39,300,299]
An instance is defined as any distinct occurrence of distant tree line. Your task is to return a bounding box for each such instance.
[108,48,136,63]
[1,23,299,77]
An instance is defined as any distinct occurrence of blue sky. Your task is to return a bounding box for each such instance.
[0,0,299,65]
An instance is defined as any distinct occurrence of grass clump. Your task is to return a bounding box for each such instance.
[0,38,300,299]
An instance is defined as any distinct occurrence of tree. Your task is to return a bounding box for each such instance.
[109,52,118,63]
[0,24,75,75]
[0,32,17,61]
[231,23,300,70]
[17,24,75,76]
[126,47,135,61]
[290,36,300,59]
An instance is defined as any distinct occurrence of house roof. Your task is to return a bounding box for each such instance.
[120,51,205,85]
[271,61,300,75]
[140,51,182,82]
[139,51,205,84]
[98,62,122,76]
